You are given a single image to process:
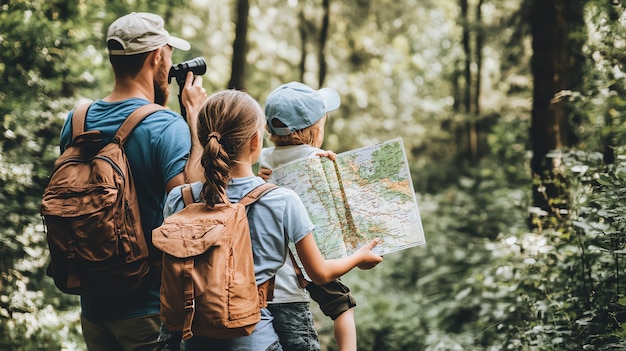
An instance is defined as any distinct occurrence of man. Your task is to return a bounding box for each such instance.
[58,12,206,350]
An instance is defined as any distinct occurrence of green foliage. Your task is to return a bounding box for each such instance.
[472,148,626,350]
[0,0,106,349]
[312,3,626,349]
[6,0,626,350]
[570,2,626,153]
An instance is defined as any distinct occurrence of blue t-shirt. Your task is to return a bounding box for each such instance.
[164,176,314,351]
[59,98,191,320]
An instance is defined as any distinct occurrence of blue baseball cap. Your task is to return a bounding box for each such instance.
[265,82,341,136]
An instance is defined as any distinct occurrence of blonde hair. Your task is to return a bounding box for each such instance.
[269,115,326,146]
[197,90,264,207]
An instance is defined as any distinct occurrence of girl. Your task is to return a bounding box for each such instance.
[161,90,383,351]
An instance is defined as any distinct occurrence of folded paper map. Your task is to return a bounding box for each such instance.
[268,138,426,259]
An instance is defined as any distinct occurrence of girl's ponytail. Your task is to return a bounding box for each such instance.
[200,130,230,207]
[196,90,264,207]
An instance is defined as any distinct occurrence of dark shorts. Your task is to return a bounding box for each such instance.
[268,302,319,351]
[305,279,356,320]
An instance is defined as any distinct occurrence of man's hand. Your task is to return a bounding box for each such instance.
[181,71,207,124]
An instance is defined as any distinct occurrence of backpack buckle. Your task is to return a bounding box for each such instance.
[184,299,195,310]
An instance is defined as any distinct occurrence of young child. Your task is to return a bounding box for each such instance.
[160,90,383,351]
[258,82,361,351]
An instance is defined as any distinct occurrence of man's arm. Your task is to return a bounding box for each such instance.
[164,173,185,194]
[164,72,206,193]
[182,71,207,184]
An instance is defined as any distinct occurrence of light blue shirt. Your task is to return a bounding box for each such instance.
[164,176,315,350]
[259,145,322,304]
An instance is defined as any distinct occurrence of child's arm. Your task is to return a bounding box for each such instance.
[258,167,272,181]
[258,150,337,180]
[314,149,337,161]
[295,234,383,285]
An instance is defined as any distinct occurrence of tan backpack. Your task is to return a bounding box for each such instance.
[153,182,278,340]
[41,103,163,295]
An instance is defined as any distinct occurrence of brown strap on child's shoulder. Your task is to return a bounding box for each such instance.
[289,250,310,289]
[257,277,276,307]
[180,183,278,208]
[181,185,194,206]
[238,183,279,207]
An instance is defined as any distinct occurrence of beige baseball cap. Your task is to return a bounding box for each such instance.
[107,12,190,56]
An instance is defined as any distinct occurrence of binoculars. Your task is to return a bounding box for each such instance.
[168,57,207,119]
[168,57,207,88]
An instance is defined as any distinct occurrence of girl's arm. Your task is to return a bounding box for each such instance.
[295,233,383,285]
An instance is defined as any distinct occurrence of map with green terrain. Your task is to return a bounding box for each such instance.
[269,138,425,259]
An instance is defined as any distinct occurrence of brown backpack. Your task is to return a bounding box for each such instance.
[153,183,278,340]
[40,103,163,295]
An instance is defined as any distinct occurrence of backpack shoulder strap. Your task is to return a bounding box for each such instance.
[178,183,277,209]
[181,185,195,206]
[114,103,165,146]
[238,183,279,207]
[289,249,309,289]
[71,103,92,139]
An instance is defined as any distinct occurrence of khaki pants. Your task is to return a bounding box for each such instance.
[80,313,161,351]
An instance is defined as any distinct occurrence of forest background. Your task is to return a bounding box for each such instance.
[3,0,626,350]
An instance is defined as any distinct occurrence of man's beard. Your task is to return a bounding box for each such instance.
[154,59,169,107]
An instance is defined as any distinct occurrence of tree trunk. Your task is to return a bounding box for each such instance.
[451,62,461,113]
[298,9,307,82]
[469,0,485,163]
[460,0,471,114]
[228,0,249,90]
[460,0,479,165]
[530,0,584,222]
[318,0,330,87]
[474,0,483,117]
